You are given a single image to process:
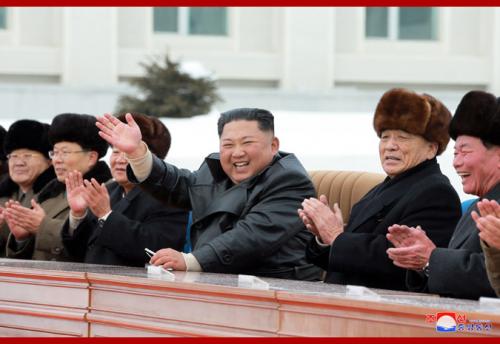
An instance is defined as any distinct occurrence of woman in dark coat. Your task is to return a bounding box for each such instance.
[62,113,188,267]
[300,88,462,291]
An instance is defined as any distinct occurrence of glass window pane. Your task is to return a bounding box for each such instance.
[189,7,227,36]
[0,8,6,29]
[365,7,388,38]
[399,7,437,40]
[153,7,178,33]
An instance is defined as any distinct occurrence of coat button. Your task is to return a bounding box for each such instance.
[222,252,232,263]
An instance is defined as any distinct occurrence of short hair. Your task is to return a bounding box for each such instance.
[217,108,274,137]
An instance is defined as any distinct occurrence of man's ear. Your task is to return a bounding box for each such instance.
[427,142,438,159]
[271,136,280,154]
[88,151,99,167]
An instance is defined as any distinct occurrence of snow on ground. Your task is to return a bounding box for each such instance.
[0,109,469,201]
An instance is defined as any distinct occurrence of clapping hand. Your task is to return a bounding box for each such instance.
[66,170,88,217]
[472,199,500,249]
[299,194,344,245]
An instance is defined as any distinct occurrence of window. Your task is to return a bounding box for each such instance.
[365,7,438,40]
[0,7,6,29]
[154,7,227,36]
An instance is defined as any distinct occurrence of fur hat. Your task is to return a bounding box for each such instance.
[449,90,500,146]
[49,113,108,158]
[373,88,452,155]
[0,125,6,161]
[4,120,51,159]
[117,113,171,159]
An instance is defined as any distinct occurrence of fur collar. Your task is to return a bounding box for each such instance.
[0,166,56,198]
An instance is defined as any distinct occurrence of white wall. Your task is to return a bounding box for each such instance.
[0,6,499,116]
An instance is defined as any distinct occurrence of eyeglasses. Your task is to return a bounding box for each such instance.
[48,150,89,159]
[7,153,41,162]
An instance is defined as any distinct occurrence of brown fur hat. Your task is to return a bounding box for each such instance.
[373,88,452,155]
[117,113,171,159]
[449,90,500,146]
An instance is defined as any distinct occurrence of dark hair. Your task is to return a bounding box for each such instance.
[217,108,274,137]
[0,125,6,161]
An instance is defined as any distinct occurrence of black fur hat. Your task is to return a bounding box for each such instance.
[0,125,6,161]
[117,113,171,159]
[4,120,51,159]
[449,90,500,146]
[374,88,452,155]
[49,113,108,158]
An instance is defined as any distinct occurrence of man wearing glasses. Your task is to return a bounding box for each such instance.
[6,113,111,261]
[0,120,55,257]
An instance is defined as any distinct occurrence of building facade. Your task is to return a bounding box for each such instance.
[0,7,498,116]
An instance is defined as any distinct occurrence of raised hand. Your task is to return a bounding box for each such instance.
[81,178,111,219]
[300,194,344,245]
[96,113,143,157]
[386,225,436,270]
[472,199,500,249]
[4,199,46,234]
[4,209,31,240]
[65,170,88,217]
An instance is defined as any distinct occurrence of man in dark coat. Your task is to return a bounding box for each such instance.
[61,113,188,267]
[301,88,462,291]
[387,90,500,299]
[96,108,322,280]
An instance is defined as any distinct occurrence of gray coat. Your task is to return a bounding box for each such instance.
[407,182,500,299]
[129,151,322,280]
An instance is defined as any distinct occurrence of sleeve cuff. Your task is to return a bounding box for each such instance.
[182,252,203,272]
[98,210,112,222]
[68,210,88,234]
[126,141,153,182]
[315,235,331,247]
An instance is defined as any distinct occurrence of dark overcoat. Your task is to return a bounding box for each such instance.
[407,182,500,299]
[307,158,462,291]
[128,151,322,280]
[61,181,188,267]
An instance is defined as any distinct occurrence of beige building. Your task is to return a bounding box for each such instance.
[0,7,498,116]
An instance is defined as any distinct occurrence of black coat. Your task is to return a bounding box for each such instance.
[62,182,188,267]
[129,151,322,280]
[307,158,462,291]
[407,183,500,299]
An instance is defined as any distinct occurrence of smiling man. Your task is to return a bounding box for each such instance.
[96,108,322,280]
[386,90,500,299]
